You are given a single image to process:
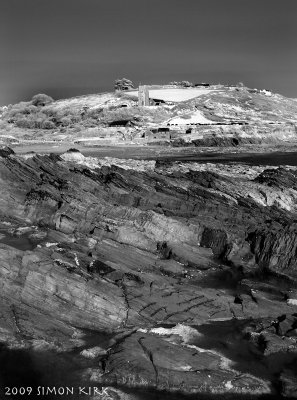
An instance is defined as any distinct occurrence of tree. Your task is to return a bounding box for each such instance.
[181,81,193,87]
[31,93,54,107]
[114,78,134,91]
[169,81,193,87]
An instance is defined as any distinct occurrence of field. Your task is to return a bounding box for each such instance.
[127,87,213,102]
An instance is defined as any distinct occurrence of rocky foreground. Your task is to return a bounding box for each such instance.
[1,147,297,399]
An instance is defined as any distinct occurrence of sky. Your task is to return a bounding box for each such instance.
[1,0,297,106]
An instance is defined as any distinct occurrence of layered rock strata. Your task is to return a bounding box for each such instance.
[0,149,297,398]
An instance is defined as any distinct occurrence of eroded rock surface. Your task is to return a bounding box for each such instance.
[1,149,297,398]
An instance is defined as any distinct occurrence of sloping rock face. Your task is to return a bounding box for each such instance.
[1,150,297,398]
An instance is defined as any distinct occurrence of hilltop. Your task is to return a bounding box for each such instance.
[0,83,297,151]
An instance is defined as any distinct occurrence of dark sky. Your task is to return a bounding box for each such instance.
[1,0,297,105]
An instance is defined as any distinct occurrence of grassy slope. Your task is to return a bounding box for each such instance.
[1,86,297,146]
[176,87,297,124]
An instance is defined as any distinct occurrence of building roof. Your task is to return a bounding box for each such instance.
[108,120,135,127]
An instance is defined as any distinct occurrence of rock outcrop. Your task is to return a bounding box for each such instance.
[0,149,297,398]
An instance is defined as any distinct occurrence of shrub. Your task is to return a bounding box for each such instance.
[41,119,56,129]
[85,108,103,119]
[34,117,47,129]
[15,118,35,129]
[169,81,193,87]
[60,116,72,126]
[23,104,38,114]
[42,108,57,118]
[181,81,193,87]
[69,114,81,124]
[5,102,31,118]
[31,93,54,107]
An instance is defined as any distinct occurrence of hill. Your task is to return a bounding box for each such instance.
[0,84,297,150]
[2,85,297,397]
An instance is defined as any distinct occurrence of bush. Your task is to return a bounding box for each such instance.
[42,108,57,118]
[85,108,103,119]
[41,119,56,129]
[69,114,81,124]
[31,93,54,107]
[5,102,31,118]
[34,117,47,129]
[23,104,38,114]
[169,81,193,87]
[15,118,35,129]
[60,116,72,126]
[181,81,193,87]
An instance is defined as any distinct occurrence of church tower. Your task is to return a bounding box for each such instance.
[138,85,150,106]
